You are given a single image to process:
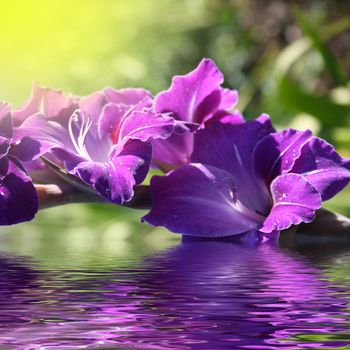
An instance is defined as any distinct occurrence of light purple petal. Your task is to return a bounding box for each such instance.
[98,102,130,140]
[79,92,107,121]
[104,87,152,105]
[110,139,152,185]
[0,103,12,158]
[261,173,322,233]
[152,133,194,170]
[67,111,110,162]
[0,158,38,225]
[219,88,239,110]
[119,110,175,142]
[12,114,75,161]
[192,114,274,215]
[12,83,78,126]
[42,87,78,122]
[11,83,45,125]
[143,164,263,237]
[154,58,224,123]
[0,103,13,139]
[291,137,350,201]
[253,129,313,185]
[68,139,152,204]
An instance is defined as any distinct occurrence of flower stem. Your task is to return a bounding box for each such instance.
[36,184,151,210]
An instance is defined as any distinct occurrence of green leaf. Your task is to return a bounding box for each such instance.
[278,77,350,136]
[293,7,347,85]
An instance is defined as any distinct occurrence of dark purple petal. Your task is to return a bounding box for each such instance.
[154,58,224,122]
[0,103,12,158]
[253,129,313,185]
[0,157,9,177]
[67,139,152,204]
[103,87,151,105]
[173,121,199,135]
[261,173,322,233]
[192,114,274,215]
[193,89,222,124]
[143,164,263,237]
[119,110,175,142]
[291,137,350,201]
[0,159,38,225]
[151,60,239,167]
[151,112,243,170]
[9,137,43,162]
[179,87,238,124]
[206,109,244,126]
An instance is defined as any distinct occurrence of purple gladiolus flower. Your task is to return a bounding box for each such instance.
[0,103,38,225]
[143,114,350,239]
[12,84,178,204]
[152,58,243,171]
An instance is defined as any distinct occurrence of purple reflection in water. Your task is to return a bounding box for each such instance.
[0,243,349,349]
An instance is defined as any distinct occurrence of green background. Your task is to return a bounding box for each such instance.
[0,0,349,256]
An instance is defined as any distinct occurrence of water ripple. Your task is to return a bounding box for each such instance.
[0,241,350,349]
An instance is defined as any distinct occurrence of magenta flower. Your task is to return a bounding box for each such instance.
[0,103,38,225]
[13,84,178,204]
[152,58,242,171]
[143,115,350,238]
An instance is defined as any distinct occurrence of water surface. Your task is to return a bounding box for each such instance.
[1,219,350,349]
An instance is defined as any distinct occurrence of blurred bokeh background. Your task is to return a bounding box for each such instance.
[0,0,349,261]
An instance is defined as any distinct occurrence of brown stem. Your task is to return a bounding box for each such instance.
[298,208,350,238]
[36,184,151,210]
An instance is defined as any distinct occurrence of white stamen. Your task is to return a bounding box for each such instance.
[68,110,93,160]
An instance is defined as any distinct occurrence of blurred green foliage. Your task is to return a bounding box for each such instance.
[0,0,349,242]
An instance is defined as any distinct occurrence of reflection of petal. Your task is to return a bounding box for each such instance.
[0,242,349,348]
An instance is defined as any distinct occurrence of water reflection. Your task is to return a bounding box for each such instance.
[0,241,350,349]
